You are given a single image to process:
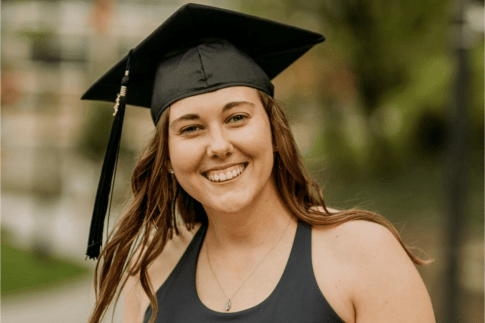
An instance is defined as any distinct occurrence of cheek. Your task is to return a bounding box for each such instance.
[239,121,274,163]
[168,137,203,175]
[168,140,206,200]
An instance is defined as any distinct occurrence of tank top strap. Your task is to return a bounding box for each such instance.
[275,221,318,293]
[271,221,344,323]
[286,221,313,269]
[144,223,207,321]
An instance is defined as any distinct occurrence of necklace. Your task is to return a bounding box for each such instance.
[205,219,292,311]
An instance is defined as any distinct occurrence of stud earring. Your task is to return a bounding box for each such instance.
[169,168,174,174]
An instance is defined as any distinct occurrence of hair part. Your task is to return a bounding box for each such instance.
[88,90,429,323]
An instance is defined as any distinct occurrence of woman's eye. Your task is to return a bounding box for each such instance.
[180,125,200,134]
[228,114,247,123]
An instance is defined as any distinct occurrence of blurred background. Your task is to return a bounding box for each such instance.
[1,0,483,322]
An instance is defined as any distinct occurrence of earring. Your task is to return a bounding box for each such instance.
[169,168,174,174]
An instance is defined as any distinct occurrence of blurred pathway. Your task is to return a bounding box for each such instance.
[2,276,123,323]
[2,192,123,322]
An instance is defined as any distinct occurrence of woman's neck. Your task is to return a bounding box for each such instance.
[203,182,294,252]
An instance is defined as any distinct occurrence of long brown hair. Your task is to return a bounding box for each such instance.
[88,90,428,323]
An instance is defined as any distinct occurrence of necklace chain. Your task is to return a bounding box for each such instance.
[205,219,292,311]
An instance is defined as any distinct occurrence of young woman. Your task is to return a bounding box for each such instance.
[83,4,435,323]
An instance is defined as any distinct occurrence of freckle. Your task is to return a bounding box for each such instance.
[335,235,338,238]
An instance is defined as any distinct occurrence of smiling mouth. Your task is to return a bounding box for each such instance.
[204,163,247,182]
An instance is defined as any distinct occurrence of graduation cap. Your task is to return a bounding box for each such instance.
[82,3,325,259]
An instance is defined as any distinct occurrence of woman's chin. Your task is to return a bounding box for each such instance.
[203,196,251,215]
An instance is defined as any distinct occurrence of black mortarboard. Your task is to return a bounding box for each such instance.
[82,3,325,259]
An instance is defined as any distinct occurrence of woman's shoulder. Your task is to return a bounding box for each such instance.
[311,216,435,322]
[309,207,410,263]
[310,219,399,322]
[145,222,203,282]
[313,218,401,258]
[123,223,202,323]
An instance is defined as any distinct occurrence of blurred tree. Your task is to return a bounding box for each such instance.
[317,0,452,176]
[412,108,449,159]
[240,0,477,178]
[78,102,113,162]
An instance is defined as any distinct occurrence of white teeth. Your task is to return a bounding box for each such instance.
[225,171,233,180]
[206,164,246,182]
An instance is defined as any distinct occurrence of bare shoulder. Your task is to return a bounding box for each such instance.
[144,223,202,285]
[313,219,403,257]
[312,220,435,323]
[123,223,202,323]
[310,208,406,265]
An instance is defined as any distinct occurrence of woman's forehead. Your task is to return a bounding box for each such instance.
[168,86,261,120]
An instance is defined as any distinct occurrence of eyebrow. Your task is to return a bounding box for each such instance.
[169,101,255,129]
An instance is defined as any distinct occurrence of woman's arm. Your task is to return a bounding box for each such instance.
[313,220,435,323]
[123,269,150,323]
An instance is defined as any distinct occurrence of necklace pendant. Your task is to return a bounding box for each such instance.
[224,299,231,311]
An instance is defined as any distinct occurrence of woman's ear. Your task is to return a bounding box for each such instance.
[167,161,173,173]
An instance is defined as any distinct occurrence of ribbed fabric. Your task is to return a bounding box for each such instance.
[144,222,345,323]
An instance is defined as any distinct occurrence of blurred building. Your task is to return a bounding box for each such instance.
[1,0,240,258]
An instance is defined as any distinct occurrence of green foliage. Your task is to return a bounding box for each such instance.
[318,162,484,233]
[77,103,114,162]
[411,109,449,158]
[1,233,89,296]
[242,0,483,179]
[469,43,485,170]
[18,29,51,41]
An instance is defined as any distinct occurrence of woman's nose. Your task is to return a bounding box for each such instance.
[206,128,233,158]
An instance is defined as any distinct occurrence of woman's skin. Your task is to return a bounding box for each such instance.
[124,86,435,323]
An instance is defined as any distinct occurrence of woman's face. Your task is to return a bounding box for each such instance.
[167,86,276,214]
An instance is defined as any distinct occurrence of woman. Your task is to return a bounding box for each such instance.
[83,4,435,323]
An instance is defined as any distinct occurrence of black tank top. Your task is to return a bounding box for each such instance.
[144,222,345,322]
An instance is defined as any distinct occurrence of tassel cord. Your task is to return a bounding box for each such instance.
[86,50,132,259]
[87,97,126,258]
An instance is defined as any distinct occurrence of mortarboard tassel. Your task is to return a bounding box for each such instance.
[86,51,132,259]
